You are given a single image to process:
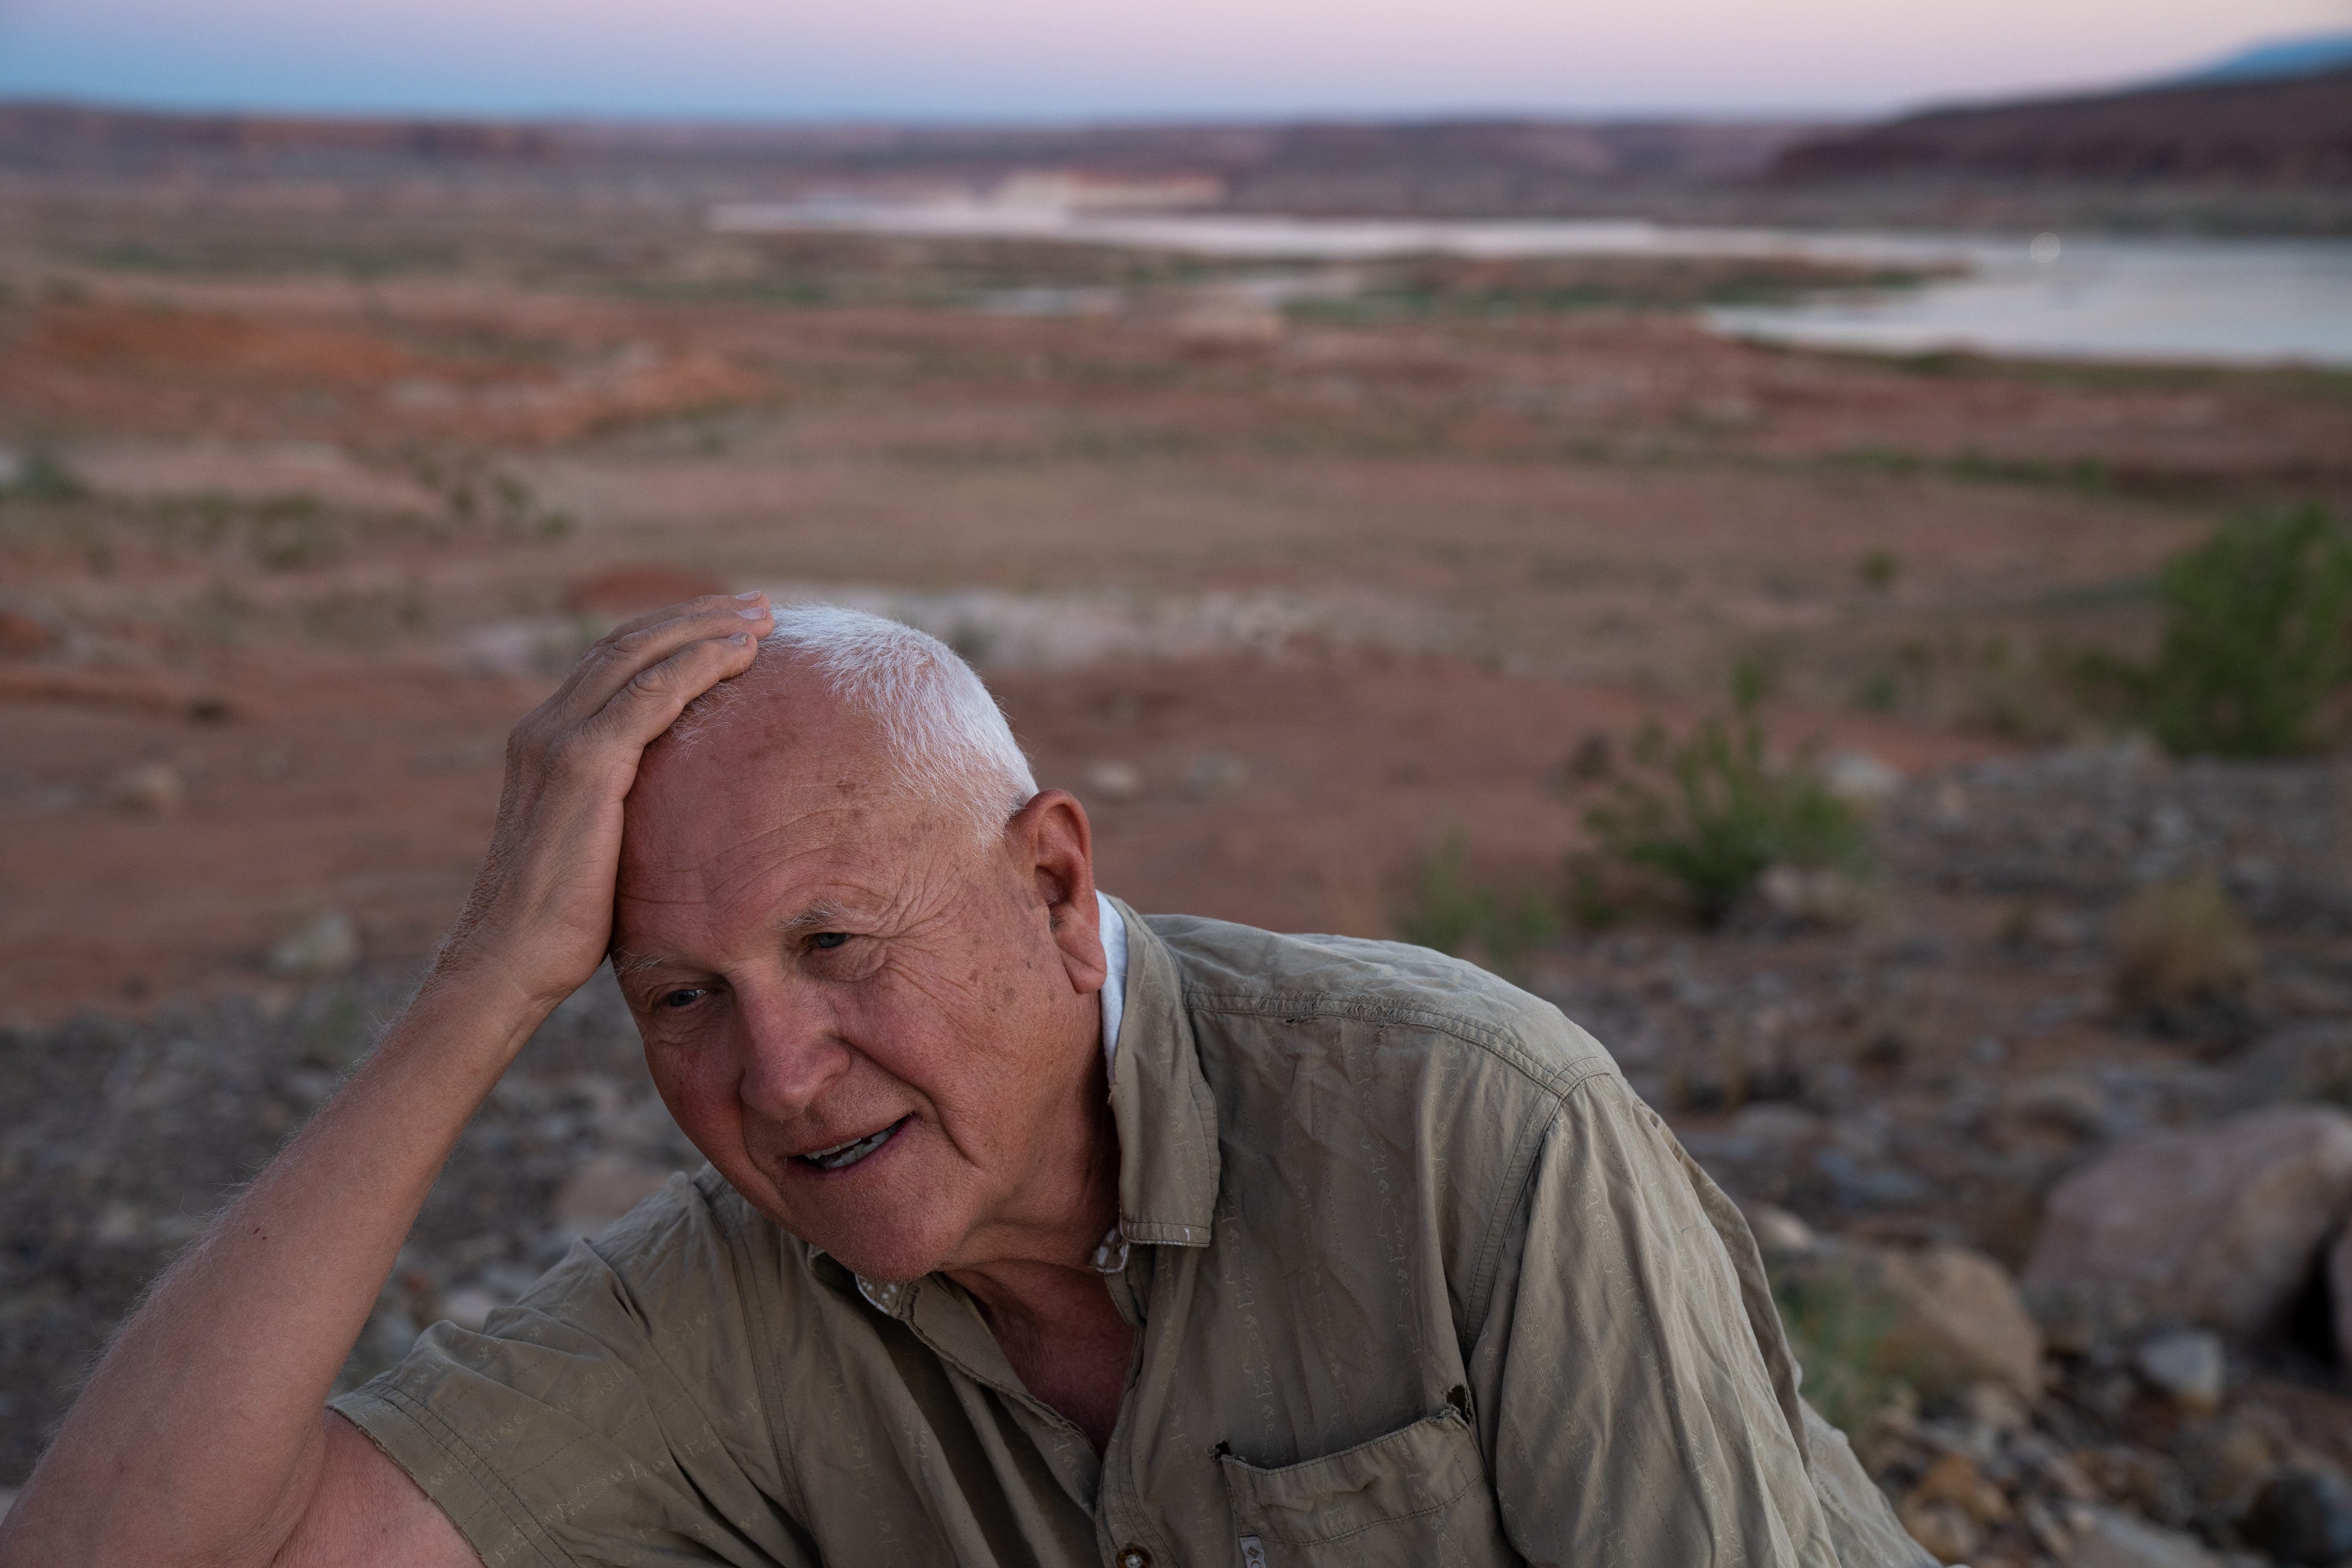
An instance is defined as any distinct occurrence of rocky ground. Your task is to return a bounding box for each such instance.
[12,741,2352,1568]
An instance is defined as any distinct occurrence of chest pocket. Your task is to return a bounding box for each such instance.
[1218,1404,1514,1567]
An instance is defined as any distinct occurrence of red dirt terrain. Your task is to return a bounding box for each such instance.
[4,192,2345,1022]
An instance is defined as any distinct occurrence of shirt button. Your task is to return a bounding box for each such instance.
[1117,1548,1151,1568]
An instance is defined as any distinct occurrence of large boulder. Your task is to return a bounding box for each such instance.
[2023,1105,2352,1344]
[1870,1245,2045,1399]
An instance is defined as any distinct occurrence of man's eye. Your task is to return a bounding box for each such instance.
[658,988,708,1010]
[809,932,849,950]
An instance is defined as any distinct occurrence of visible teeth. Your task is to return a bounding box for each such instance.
[801,1123,896,1171]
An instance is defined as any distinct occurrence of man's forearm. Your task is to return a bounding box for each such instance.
[0,980,548,1568]
[2,594,772,1567]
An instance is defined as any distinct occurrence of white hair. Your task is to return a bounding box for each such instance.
[672,603,1038,843]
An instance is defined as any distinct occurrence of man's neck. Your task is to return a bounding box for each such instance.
[942,1050,1133,1450]
[959,1258,1135,1452]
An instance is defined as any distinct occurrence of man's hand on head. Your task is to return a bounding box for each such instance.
[431,593,773,1016]
[0,593,774,1568]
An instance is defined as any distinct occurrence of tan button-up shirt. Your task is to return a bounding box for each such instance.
[334,904,1930,1567]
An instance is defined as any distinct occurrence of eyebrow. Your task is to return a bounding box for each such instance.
[607,900,854,978]
[777,899,852,934]
[608,947,668,979]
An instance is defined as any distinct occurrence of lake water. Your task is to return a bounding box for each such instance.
[711,198,2352,370]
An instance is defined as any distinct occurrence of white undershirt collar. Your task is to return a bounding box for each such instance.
[1096,889,1128,1076]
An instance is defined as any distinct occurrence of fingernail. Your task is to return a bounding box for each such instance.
[737,606,768,619]
[730,631,753,645]
[734,590,765,602]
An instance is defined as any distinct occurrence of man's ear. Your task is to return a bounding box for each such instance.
[1008,789,1105,996]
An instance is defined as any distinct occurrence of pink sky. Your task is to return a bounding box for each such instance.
[1,0,2346,119]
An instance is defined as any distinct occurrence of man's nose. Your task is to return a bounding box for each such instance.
[730,982,854,1121]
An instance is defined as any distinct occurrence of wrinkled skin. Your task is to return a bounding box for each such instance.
[613,654,1119,1289]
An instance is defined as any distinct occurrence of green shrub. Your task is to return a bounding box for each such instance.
[1772,1271,1911,1441]
[6,445,88,501]
[1582,695,1865,926]
[1396,832,1561,976]
[2140,504,2352,757]
[2113,871,2259,1043]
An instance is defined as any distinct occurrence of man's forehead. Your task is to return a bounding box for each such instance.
[610,813,913,964]
[631,672,896,833]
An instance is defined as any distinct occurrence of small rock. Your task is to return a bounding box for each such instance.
[1758,864,1869,928]
[2008,904,2091,952]
[1743,1202,1816,1258]
[2173,1417,2279,1521]
[2076,1446,2194,1523]
[1083,759,1143,801]
[1183,751,1249,798]
[2239,1469,2352,1566]
[2134,1329,2226,1416]
[551,1156,674,1239]
[2072,1508,2224,1568]
[107,761,185,815]
[1959,1380,2032,1435]
[1896,1496,1977,1565]
[92,1201,147,1245]
[265,911,360,979]
[2023,1105,2352,1343]
[1908,1450,2011,1524]
[2003,1071,2116,1140]
[2011,1435,2100,1503]
[1822,750,1903,809]
[1727,1101,1826,1148]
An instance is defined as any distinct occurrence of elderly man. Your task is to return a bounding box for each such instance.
[3,596,1928,1568]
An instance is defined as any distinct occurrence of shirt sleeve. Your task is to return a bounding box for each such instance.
[329,1173,821,1568]
[1469,1075,1930,1567]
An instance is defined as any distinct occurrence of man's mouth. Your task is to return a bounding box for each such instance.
[796,1117,908,1173]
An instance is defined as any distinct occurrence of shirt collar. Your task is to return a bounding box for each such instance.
[1100,896,1221,1248]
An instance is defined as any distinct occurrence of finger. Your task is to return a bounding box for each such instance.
[554,595,773,715]
[544,593,767,710]
[604,592,770,645]
[584,630,765,750]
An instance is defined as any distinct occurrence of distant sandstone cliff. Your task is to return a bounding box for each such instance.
[0,101,1813,204]
[1772,68,2352,186]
